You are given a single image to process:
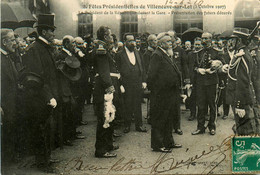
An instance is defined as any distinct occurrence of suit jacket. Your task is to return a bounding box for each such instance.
[142,48,154,74]
[1,52,18,122]
[194,47,223,86]
[115,47,145,88]
[55,50,74,102]
[22,38,59,105]
[147,47,181,96]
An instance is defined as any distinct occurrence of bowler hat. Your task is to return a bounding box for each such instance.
[19,72,44,89]
[58,56,82,81]
[35,14,56,29]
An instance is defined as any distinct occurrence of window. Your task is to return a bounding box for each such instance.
[120,11,138,40]
[234,0,260,30]
[78,13,93,38]
[173,8,203,35]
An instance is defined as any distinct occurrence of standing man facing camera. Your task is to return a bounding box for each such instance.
[115,33,147,133]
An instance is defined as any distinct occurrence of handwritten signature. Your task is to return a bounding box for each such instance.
[61,136,231,174]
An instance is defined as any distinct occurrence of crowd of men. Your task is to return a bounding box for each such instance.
[1,13,260,173]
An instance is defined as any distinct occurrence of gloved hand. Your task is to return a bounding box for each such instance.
[235,108,246,118]
[205,68,216,74]
[197,68,206,75]
[235,49,245,57]
[48,98,57,108]
[104,93,113,102]
[180,94,187,103]
[184,84,191,90]
[221,64,229,73]
[120,85,125,93]
[142,82,147,89]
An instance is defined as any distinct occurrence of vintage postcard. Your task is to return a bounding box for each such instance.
[1,0,260,174]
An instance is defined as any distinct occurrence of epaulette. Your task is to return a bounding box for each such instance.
[95,40,107,55]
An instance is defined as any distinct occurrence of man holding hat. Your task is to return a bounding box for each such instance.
[22,14,59,173]
[191,32,224,136]
[55,35,85,147]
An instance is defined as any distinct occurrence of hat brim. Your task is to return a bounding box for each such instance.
[59,64,82,81]
[35,24,56,29]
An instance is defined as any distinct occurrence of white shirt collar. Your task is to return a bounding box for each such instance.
[125,46,136,65]
[38,36,50,45]
[0,48,8,55]
[62,48,72,56]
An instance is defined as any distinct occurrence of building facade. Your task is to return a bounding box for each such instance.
[2,0,260,41]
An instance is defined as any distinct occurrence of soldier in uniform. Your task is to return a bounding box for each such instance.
[93,26,119,158]
[191,32,223,136]
[187,38,203,121]
[226,31,260,135]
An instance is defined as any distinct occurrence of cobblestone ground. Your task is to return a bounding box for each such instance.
[3,101,235,175]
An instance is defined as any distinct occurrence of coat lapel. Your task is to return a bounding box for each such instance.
[122,48,132,69]
[161,50,181,76]
[134,50,142,72]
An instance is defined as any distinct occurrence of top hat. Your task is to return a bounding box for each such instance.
[65,55,80,68]
[35,14,56,29]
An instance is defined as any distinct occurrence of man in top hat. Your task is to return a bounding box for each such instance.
[147,32,182,153]
[0,28,19,164]
[226,30,260,135]
[191,32,224,136]
[22,14,59,173]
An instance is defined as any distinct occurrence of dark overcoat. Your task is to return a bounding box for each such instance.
[147,47,181,128]
[1,53,18,123]
[22,38,59,117]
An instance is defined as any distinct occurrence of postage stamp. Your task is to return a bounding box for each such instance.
[232,136,260,173]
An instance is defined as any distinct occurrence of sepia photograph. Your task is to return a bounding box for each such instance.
[0,0,260,174]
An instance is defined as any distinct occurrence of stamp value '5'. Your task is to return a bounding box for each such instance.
[232,136,260,173]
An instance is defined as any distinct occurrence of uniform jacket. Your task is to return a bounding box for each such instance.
[93,42,120,104]
[226,46,256,108]
[1,51,18,122]
[115,47,145,88]
[194,47,223,86]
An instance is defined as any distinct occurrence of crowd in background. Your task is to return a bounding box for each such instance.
[1,14,259,173]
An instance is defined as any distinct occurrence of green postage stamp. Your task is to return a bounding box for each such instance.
[232,136,260,173]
